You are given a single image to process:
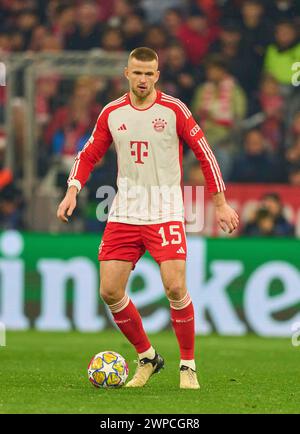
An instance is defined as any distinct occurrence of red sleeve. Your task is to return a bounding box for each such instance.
[177,103,226,194]
[67,108,112,191]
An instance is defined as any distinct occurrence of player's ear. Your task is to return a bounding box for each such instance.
[154,70,160,84]
[124,67,129,80]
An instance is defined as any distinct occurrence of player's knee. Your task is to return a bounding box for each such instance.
[99,284,122,305]
[164,282,186,301]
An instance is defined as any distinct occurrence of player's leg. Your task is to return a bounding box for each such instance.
[160,259,200,389]
[99,223,163,387]
[143,221,200,389]
[101,260,164,387]
[100,260,154,358]
[160,259,193,362]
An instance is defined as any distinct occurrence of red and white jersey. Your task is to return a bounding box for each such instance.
[68,91,225,225]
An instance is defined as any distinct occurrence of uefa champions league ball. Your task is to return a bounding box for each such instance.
[88,351,129,388]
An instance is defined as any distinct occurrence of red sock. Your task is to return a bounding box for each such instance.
[108,295,151,353]
[170,293,195,360]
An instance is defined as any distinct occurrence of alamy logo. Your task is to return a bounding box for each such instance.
[0,322,6,346]
[291,322,300,347]
[291,62,300,87]
[0,63,6,86]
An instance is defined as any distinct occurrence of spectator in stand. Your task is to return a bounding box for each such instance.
[40,33,63,52]
[243,192,295,237]
[51,4,76,46]
[0,136,12,190]
[257,74,285,152]
[0,142,24,230]
[229,128,283,183]
[240,0,273,58]
[263,20,300,89]
[31,26,63,53]
[191,54,246,179]
[108,0,137,27]
[0,1,39,32]
[194,0,221,26]
[141,0,182,24]
[288,165,300,186]
[35,75,60,128]
[29,25,48,51]
[211,23,261,96]
[0,183,25,230]
[15,8,39,50]
[285,136,300,166]
[192,54,247,144]
[65,1,102,50]
[267,0,300,23]
[285,87,300,137]
[163,8,183,39]
[9,30,24,52]
[177,6,219,66]
[101,27,124,52]
[144,25,168,66]
[260,192,295,236]
[242,208,277,237]
[0,32,11,52]
[284,136,300,182]
[220,0,252,23]
[160,44,197,104]
[285,111,300,148]
[122,14,146,51]
[45,77,101,162]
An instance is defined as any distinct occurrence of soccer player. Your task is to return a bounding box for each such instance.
[57,47,239,389]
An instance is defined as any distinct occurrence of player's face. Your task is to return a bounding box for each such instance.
[125,58,160,99]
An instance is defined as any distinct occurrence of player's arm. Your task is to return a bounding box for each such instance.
[179,109,239,233]
[57,110,112,223]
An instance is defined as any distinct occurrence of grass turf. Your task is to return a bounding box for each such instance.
[0,331,299,414]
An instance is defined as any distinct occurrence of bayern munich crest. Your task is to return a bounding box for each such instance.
[152,118,167,132]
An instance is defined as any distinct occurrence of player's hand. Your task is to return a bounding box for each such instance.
[57,186,78,223]
[215,203,239,234]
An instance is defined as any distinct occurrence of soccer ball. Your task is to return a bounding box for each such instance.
[88,351,129,388]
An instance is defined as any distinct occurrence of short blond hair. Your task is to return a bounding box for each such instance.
[129,47,158,63]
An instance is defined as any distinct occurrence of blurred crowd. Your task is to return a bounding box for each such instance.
[0,0,300,234]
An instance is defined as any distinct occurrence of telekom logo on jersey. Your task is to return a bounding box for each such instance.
[130,140,149,164]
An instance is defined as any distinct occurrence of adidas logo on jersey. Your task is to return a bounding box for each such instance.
[176,247,185,254]
[118,124,127,131]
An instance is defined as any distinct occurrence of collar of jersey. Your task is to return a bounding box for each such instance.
[127,90,161,111]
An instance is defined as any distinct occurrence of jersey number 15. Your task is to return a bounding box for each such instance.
[158,225,182,247]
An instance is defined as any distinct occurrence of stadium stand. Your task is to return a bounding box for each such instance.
[0,0,299,235]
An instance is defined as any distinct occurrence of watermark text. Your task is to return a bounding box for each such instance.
[291,62,300,87]
[95,180,205,233]
[0,322,6,346]
[291,322,300,347]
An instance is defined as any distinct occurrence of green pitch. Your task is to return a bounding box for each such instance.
[0,331,299,414]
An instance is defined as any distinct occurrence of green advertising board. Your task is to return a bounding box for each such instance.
[0,231,299,337]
